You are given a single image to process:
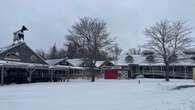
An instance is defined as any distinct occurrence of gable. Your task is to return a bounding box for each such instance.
[98,61,114,68]
[0,42,47,64]
[67,59,84,67]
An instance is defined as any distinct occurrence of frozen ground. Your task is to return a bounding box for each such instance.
[1,79,195,110]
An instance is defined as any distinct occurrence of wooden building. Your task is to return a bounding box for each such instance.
[46,58,90,80]
[115,51,195,79]
[0,42,89,85]
[0,42,50,85]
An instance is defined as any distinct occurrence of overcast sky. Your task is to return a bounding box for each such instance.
[0,0,194,52]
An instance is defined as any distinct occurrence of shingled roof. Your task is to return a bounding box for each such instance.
[46,58,65,65]
[0,42,23,54]
[46,58,73,66]
[0,42,48,64]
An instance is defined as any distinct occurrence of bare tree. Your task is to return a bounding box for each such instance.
[66,17,114,82]
[47,44,59,59]
[128,48,141,55]
[171,20,192,56]
[110,43,123,61]
[65,42,83,58]
[58,48,67,58]
[36,49,47,59]
[145,20,192,81]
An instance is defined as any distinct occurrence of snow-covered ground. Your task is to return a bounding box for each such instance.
[1,79,195,110]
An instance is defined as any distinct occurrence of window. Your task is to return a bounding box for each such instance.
[30,55,38,61]
[4,52,21,61]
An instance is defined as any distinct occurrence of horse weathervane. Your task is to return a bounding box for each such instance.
[13,26,28,44]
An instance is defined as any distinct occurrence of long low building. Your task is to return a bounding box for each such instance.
[0,42,90,85]
[113,51,195,79]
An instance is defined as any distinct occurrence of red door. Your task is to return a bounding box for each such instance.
[104,69,118,79]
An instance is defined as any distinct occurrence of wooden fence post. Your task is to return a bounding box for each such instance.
[1,65,4,86]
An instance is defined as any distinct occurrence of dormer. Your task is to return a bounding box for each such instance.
[142,50,154,56]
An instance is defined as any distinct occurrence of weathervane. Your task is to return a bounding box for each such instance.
[13,26,28,44]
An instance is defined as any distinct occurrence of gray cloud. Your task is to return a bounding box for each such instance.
[0,0,194,51]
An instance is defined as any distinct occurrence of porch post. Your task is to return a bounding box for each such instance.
[160,66,164,77]
[151,65,154,79]
[1,65,4,86]
[64,69,66,82]
[29,71,32,83]
[130,67,132,79]
[50,69,54,82]
[27,67,35,83]
[152,66,154,79]
[173,65,175,79]
[67,67,70,82]
[142,66,144,74]
[184,66,187,79]
[82,68,84,79]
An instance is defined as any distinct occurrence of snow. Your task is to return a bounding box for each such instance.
[52,65,85,69]
[46,58,65,65]
[116,54,195,66]
[1,79,195,110]
[67,58,83,67]
[0,60,49,67]
[95,61,105,67]
[0,42,24,54]
[95,61,115,67]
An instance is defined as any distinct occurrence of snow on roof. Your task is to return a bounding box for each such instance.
[95,61,105,67]
[0,60,49,67]
[115,53,128,66]
[174,57,195,66]
[67,58,83,67]
[0,42,24,54]
[183,48,195,54]
[46,58,65,65]
[115,54,195,66]
[95,61,115,67]
[49,65,85,70]
[115,54,147,66]
[132,55,147,64]
[0,60,87,70]
[0,60,7,64]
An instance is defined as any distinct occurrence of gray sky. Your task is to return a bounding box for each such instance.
[0,0,195,52]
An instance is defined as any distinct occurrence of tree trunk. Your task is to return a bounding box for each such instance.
[91,68,95,82]
[165,62,170,81]
[91,73,95,82]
